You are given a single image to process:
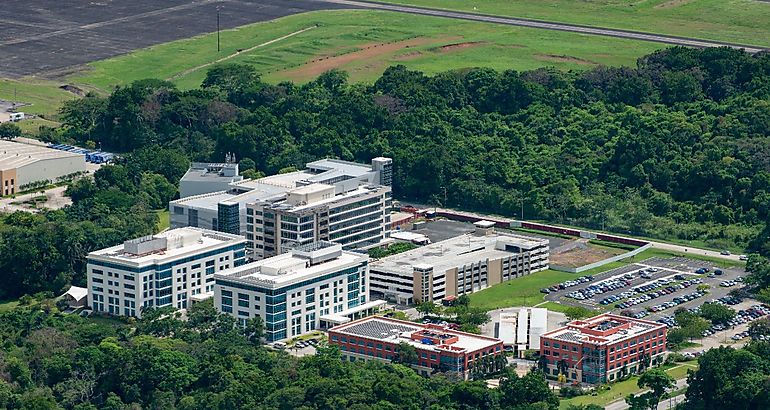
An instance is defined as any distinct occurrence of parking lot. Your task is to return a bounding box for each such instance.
[545,257,747,321]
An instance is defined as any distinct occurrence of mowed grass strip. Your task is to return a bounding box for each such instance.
[377,0,770,47]
[71,10,661,91]
[468,269,575,312]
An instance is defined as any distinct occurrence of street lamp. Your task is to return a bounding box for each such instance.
[216,5,223,52]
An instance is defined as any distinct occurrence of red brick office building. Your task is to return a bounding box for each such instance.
[540,313,667,384]
[328,316,504,378]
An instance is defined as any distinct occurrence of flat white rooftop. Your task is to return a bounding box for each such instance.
[215,242,367,288]
[0,140,83,170]
[88,227,244,267]
[332,317,500,353]
[371,231,547,275]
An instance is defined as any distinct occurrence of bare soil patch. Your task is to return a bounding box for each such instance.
[280,37,434,81]
[393,50,423,61]
[549,240,626,268]
[536,54,596,65]
[438,41,486,52]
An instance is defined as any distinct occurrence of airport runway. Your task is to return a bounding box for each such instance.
[319,0,768,54]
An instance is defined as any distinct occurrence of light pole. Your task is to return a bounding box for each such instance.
[216,6,222,52]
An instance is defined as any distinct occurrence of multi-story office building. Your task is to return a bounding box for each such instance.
[86,228,246,318]
[370,221,549,304]
[247,183,390,260]
[179,160,243,198]
[213,241,378,342]
[169,157,393,258]
[328,316,504,378]
[540,314,668,384]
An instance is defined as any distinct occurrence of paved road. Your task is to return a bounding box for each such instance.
[646,239,742,262]
[0,185,70,213]
[605,378,688,410]
[319,0,768,53]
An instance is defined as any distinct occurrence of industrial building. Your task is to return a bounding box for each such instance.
[540,314,668,384]
[370,221,549,304]
[179,161,243,198]
[214,241,381,342]
[0,140,86,195]
[328,316,504,378]
[170,157,393,259]
[86,227,246,318]
[496,308,549,356]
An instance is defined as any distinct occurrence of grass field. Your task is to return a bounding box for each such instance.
[468,269,575,311]
[0,78,76,118]
[378,0,770,47]
[559,361,697,409]
[69,10,660,93]
[155,210,170,233]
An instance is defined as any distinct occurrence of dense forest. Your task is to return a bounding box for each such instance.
[51,46,770,252]
[0,146,188,299]
[0,297,767,409]
[0,299,562,410]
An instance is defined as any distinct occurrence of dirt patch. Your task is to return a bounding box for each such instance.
[654,0,696,9]
[536,54,596,65]
[438,41,486,52]
[393,50,423,61]
[280,37,434,81]
[549,240,627,268]
[59,84,86,96]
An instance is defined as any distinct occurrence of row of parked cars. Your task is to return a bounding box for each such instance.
[540,275,594,294]
[719,279,741,287]
[647,290,707,312]
[614,277,697,309]
[563,272,641,300]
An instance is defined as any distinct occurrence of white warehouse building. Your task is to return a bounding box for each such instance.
[214,241,383,342]
[87,227,247,318]
[0,140,86,195]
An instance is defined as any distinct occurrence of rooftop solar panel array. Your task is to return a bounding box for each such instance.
[341,319,420,339]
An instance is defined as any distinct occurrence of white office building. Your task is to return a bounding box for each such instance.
[247,183,391,260]
[370,221,549,304]
[214,241,379,342]
[169,157,393,259]
[87,227,246,318]
[179,161,243,198]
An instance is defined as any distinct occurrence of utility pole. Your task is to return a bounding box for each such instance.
[520,198,524,221]
[216,6,222,52]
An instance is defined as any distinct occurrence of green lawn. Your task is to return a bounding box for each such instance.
[560,375,646,409]
[378,0,770,47]
[559,361,697,409]
[70,9,660,92]
[469,269,576,311]
[0,299,20,313]
[155,210,170,233]
[665,361,698,380]
[0,78,77,118]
